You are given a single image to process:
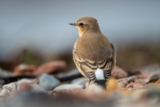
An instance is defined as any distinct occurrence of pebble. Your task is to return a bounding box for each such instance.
[54,84,83,92]
[39,74,60,90]
[127,76,138,83]
[145,72,160,83]
[17,79,35,89]
[34,61,66,75]
[70,77,88,88]
[5,90,52,107]
[0,68,13,77]
[0,83,17,96]
[141,64,160,73]
[31,84,47,93]
[14,64,36,75]
[155,79,160,84]
[87,83,105,94]
[112,66,128,79]
[126,82,144,89]
[118,79,128,88]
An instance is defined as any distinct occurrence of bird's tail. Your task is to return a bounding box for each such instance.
[95,80,107,89]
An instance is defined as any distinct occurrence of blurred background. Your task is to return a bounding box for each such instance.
[0,0,160,71]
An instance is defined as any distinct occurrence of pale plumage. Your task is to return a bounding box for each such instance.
[70,17,116,88]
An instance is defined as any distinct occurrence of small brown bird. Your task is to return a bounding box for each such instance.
[70,17,116,88]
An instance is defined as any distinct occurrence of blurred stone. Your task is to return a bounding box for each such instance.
[118,79,128,88]
[141,73,152,79]
[145,72,160,83]
[54,84,83,92]
[134,79,146,86]
[71,77,88,88]
[146,88,160,104]
[107,78,119,91]
[19,83,32,91]
[19,83,47,93]
[118,83,125,88]
[111,66,128,79]
[87,83,105,94]
[127,76,138,83]
[5,90,53,107]
[0,78,37,96]
[31,84,47,93]
[155,79,160,84]
[34,61,66,75]
[0,68,13,77]
[14,64,36,75]
[126,82,144,89]
[0,83,17,96]
[132,83,144,89]
[141,64,160,73]
[39,74,60,90]
[17,79,36,89]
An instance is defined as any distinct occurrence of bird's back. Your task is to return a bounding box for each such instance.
[76,32,112,61]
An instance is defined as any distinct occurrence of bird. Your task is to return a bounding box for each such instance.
[69,17,116,88]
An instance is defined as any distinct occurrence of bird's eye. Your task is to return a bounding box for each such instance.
[79,23,84,26]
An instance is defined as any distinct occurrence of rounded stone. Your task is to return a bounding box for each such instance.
[39,74,60,90]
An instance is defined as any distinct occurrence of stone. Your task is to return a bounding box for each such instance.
[141,64,160,73]
[126,82,144,89]
[14,64,36,75]
[70,77,88,88]
[118,79,128,88]
[0,68,13,77]
[0,83,17,96]
[19,83,32,91]
[31,84,47,93]
[5,90,53,107]
[34,61,66,75]
[17,79,36,89]
[155,79,160,84]
[87,83,105,94]
[145,72,160,83]
[111,66,128,79]
[39,74,60,90]
[134,79,146,86]
[54,84,83,92]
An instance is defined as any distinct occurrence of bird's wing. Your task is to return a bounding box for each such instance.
[96,44,115,80]
[73,42,116,81]
[73,48,97,78]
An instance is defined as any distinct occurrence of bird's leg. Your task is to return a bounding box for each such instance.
[85,79,91,91]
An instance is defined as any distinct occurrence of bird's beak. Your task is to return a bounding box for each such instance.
[69,23,76,26]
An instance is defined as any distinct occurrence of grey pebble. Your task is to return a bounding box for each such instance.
[39,74,60,90]
[0,82,17,96]
[145,72,160,83]
[70,77,88,88]
[54,84,83,91]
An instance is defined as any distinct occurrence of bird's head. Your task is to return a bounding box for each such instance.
[69,17,101,36]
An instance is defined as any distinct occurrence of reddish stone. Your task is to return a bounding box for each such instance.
[118,79,128,87]
[141,73,152,79]
[19,83,32,91]
[34,61,66,75]
[14,64,36,75]
[126,83,134,89]
[155,79,160,84]
[134,79,146,86]
[111,66,128,79]
[133,83,144,89]
[126,82,144,89]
